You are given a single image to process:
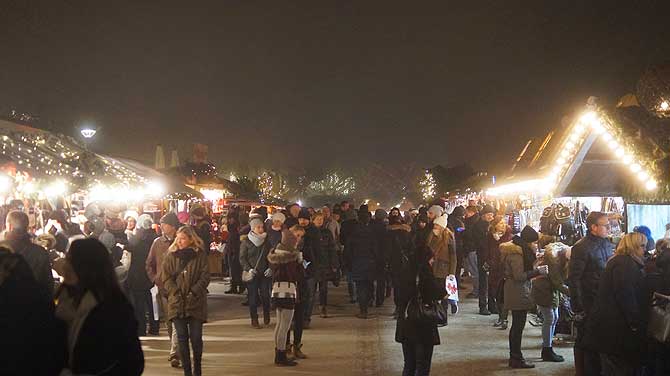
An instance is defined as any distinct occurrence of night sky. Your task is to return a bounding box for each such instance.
[1,1,669,174]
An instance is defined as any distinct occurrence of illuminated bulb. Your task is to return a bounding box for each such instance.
[608,140,619,150]
[580,111,598,124]
[561,150,570,158]
[601,132,612,142]
[556,157,566,165]
[622,154,633,164]
[661,101,669,111]
[565,141,575,150]
[615,148,625,157]
[593,125,604,134]
[630,163,641,173]
[570,133,581,142]
[573,124,585,134]
[638,171,649,181]
[646,180,658,191]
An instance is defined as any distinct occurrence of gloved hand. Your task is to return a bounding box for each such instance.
[249,268,257,277]
[264,268,273,278]
[536,265,549,275]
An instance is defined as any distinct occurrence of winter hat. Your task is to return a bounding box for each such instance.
[249,217,264,229]
[137,214,154,230]
[160,212,181,228]
[428,205,445,218]
[374,209,388,220]
[298,208,311,220]
[177,211,190,224]
[253,206,269,221]
[451,205,466,218]
[520,225,539,243]
[271,212,286,224]
[480,204,496,216]
[284,217,299,229]
[434,215,448,229]
[417,213,429,224]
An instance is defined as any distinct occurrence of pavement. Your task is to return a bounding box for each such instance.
[141,278,575,375]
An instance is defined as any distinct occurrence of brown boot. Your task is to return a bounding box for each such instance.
[251,318,261,329]
[320,306,328,318]
[275,349,297,367]
[293,343,307,359]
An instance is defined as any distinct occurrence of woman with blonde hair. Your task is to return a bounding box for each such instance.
[426,215,457,316]
[585,232,648,375]
[162,226,210,376]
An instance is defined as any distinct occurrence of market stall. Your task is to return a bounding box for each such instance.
[486,95,670,243]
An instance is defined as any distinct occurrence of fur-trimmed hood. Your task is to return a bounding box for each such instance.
[500,240,523,256]
[267,243,300,264]
[387,224,411,232]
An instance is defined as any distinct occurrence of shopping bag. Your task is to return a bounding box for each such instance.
[445,274,458,302]
[150,285,160,321]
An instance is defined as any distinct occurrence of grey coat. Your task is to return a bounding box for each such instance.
[239,236,270,272]
[501,241,534,311]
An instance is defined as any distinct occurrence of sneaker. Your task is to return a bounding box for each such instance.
[493,319,503,327]
[529,314,543,327]
[499,320,508,330]
[509,358,535,369]
[479,308,491,316]
[169,358,181,368]
[450,302,459,315]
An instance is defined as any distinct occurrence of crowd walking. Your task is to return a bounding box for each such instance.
[3,199,670,376]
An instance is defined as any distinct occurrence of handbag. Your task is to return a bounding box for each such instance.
[406,294,448,326]
[648,294,670,343]
[271,281,297,299]
[242,247,265,283]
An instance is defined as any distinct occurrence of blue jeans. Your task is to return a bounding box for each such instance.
[538,305,559,348]
[247,275,271,321]
[173,317,204,376]
[465,251,479,296]
[304,277,316,322]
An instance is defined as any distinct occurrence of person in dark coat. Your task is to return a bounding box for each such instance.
[4,210,53,296]
[268,212,286,248]
[568,212,614,376]
[473,204,496,315]
[371,209,389,307]
[127,214,159,336]
[650,239,670,374]
[309,212,339,318]
[344,205,378,318]
[584,232,649,375]
[387,215,414,318]
[55,238,144,376]
[225,212,245,294]
[1,246,65,376]
[240,217,272,328]
[340,205,360,304]
[447,206,466,287]
[191,206,212,253]
[487,216,513,329]
[462,206,480,298]
[395,232,446,376]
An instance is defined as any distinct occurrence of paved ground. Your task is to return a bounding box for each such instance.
[142,278,574,375]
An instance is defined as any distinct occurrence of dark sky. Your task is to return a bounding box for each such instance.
[1,1,669,174]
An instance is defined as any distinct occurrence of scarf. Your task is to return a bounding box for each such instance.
[512,236,536,272]
[248,231,267,247]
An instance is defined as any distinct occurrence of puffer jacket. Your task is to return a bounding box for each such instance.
[501,238,540,311]
[568,233,614,313]
[426,228,457,278]
[462,214,480,253]
[344,223,378,281]
[161,247,210,322]
[239,235,270,273]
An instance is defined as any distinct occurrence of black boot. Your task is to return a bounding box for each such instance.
[225,285,237,294]
[276,350,298,367]
[238,285,247,294]
[263,311,271,326]
[541,347,565,362]
[509,357,535,369]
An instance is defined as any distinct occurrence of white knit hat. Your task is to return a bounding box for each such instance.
[271,212,286,224]
[428,205,445,218]
[434,214,448,229]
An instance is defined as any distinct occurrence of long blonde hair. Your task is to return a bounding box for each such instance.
[615,232,646,257]
[169,226,205,252]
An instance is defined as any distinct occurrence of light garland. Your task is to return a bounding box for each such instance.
[487,108,661,197]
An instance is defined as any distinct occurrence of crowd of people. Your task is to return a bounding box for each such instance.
[2,197,670,376]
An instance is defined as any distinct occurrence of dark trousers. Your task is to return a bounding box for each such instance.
[575,318,602,376]
[129,289,159,336]
[355,280,373,314]
[509,310,528,359]
[173,317,204,376]
[318,280,329,306]
[375,278,386,306]
[227,251,243,288]
[401,342,434,376]
[288,281,307,346]
[247,275,271,320]
[478,261,493,311]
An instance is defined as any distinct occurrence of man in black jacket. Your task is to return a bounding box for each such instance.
[568,211,614,376]
[462,206,480,299]
[474,204,496,315]
[5,210,53,296]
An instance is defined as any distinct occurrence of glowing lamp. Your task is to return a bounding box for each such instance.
[81,129,97,138]
[646,180,658,191]
[661,101,669,112]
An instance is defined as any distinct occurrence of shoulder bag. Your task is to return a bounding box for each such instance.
[242,246,265,283]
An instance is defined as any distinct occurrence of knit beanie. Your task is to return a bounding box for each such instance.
[160,212,181,228]
[434,215,448,229]
[428,205,445,218]
[520,225,539,243]
[271,212,286,224]
[298,208,311,220]
[249,217,264,229]
[137,214,154,230]
[480,204,496,216]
